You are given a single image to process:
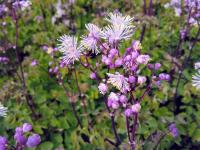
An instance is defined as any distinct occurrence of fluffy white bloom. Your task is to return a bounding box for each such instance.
[86,23,102,39]
[192,70,200,90]
[102,12,135,44]
[81,24,102,54]
[81,36,99,54]
[13,0,32,11]
[58,35,83,64]
[105,12,134,27]
[101,25,134,44]
[194,62,200,70]
[52,0,65,24]
[107,72,130,93]
[0,103,7,117]
[21,0,31,11]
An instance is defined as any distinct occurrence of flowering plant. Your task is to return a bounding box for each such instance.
[55,11,171,149]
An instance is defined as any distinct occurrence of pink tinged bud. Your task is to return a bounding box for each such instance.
[14,127,27,145]
[53,66,59,73]
[98,83,108,95]
[131,65,137,71]
[107,100,113,107]
[165,74,170,81]
[109,48,118,57]
[104,57,112,66]
[125,108,132,117]
[131,103,141,113]
[108,92,119,102]
[108,54,113,58]
[90,72,96,79]
[96,62,99,67]
[137,76,147,84]
[131,51,139,59]
[132,40,141,51]
[128,76,135,83]
[119,95,127,103]
[148,64,154,70]
[115,58,123,67]
[152,76,157,80]
[111,101,119,109]
[26,134,41,148]
[136,55,151,65]
[125,55,131,61]
[54,47,58,51]
[156,81,161,86]
[22,123,32,133]
[126,47,132,53]
[159,73,170,81]
[31,60,37,66]
[155,63,161,70]
[122,103,127,107]
[49,68,53,73]
[102,55,107,62]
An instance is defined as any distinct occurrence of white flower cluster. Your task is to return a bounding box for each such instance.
[57,12,135,64]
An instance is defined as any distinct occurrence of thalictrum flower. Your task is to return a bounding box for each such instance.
[0,103,7,117]
[58,35,83,64]
[192,70,200,90]
[81,23,102,54]
[107,72,130,93]
[105,12,134,27]
[194,62,200,70]
[101,24,134,44]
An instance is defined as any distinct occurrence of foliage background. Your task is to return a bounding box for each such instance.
[0,0,200,149]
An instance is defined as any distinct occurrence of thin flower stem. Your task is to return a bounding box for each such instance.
[140,24,146,43]
[103,95,121,147]
[153,133,167,150]
[148,0,153,16]
[73,68,90,128]
[12,8,38,119]
[131,113,138,150]
[140,83,152,101]
[126,117,134,150]
[173,26,200,112]
[143,0,147,15]
[59,77,83,128]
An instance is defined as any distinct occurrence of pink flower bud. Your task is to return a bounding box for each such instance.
[119,95,127,103]
[136,55,151,65]
[115,58,123,67]
[125,108,132,117]
[90,72,96,79]
[137,76,146,84]
[111,101,119,109]
[131,103,141,113]
[109,48,118,57]
[155,63,161,70]
[98,83,108,95]
[128,76,135,83]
